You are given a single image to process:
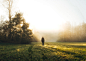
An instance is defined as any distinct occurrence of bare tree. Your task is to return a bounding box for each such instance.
[2,0,13,39]
[2,0,13,22]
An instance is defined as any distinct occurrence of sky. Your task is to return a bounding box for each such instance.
[0,0,86,41]
[17,0,86,32]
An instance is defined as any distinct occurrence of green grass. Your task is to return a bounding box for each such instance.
[0,42,86,61]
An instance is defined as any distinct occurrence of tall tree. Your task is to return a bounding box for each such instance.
[2,0,13,39]
[2,0,13,22]
[11,12,33,43]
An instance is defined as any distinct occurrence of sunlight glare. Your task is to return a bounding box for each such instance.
[17,49,20,52]
[17,0,65,32]
[20,24,23,27]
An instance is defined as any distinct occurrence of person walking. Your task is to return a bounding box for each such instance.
[41,37,45,46]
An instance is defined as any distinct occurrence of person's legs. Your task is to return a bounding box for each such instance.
[42,42,43,45]
[43,42,44,45]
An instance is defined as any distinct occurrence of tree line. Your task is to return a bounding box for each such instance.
[0,13,33,44]
[0,0,33,44]
[58,22,86,42]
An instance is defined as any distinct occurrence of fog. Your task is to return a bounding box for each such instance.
[32,21,86,42]
[0,0,86,42]
[33,31,59,42]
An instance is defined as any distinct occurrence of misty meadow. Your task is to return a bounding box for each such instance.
[0,42,86,61]
[0,0,86,61]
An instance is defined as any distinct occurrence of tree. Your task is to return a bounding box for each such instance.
[2,0,13,21]
[2,0,13,39]
[11,12,33,43]
[0,0,33,43]
[0,12,33,44]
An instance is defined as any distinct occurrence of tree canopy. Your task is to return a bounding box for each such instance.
[0,12,33,44]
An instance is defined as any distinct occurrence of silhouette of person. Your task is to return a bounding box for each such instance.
[41,37,45,45]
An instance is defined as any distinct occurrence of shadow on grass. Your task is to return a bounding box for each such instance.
[56,49,85,59]
[0,45,34,61]
[0,43,86,61]
[64,45,86,48]
[0,43,34,61]
[38,45,86,61]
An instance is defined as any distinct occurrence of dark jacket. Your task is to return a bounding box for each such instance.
[41,37,44,43]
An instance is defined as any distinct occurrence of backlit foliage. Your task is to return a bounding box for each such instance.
[58,22,86,42]
[0,12,33,44]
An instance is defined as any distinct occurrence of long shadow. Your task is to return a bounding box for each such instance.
[56,48,85,59]
[46,43,86,48]
[64,45,86,48]
[0,43,85,61]
[38,45,86,61]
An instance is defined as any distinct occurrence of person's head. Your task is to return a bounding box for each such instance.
[42,37,44,38]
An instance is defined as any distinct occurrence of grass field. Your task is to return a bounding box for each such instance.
[0,42,86,61]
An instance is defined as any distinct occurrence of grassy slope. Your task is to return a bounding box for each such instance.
[0,42,86,61]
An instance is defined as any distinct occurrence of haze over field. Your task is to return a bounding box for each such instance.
[0,0,86,42]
